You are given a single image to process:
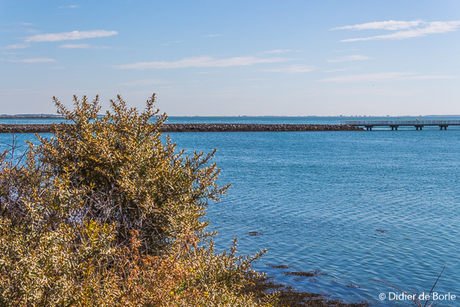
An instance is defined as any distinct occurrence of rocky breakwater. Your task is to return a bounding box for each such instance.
[0,124,58,133]
[0,123,363,133]
[159,124,363,132]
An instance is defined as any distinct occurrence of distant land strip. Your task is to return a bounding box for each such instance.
[0,124,363,133]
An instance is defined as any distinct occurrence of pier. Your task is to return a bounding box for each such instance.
[341,120,460,131]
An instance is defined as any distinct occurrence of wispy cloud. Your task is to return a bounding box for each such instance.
[2,58,57,63]
[114,56,290,70]
[260,49,291,54]
[58,5,80,9]
[26,29,41,34]
[205,34,221,37]
[25,30,118,42]
[403,74,458,80]
[263,65,314,73]
[20,58,57,63]
[319,72,457,82]
[2,43,30,49]
[59,43,110,49]
[324,68,349,73]
[241,78,266,81]
[334,20,460,42]
[332,20,424,31]
[324,67,359,73]
[59,43,91,49]
[326,55,372,63]
[333,49,358,53]
[120,79,172,86]
[161,40,182,46]
[19,23,34,26]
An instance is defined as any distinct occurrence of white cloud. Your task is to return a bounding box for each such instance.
[59,44,91,49]
[58,5,80,9]
[26,29,41,34]
[260,49,291,54]
[114,56,290,70]
[335,20,460,42]
[2,43,30,49]
[120,79,172,86]
[205,34,221,37]
[59,43,110,49]
[2,58,57,63]
[403,74,458,80]
[332,20,424,31]
[241,78,266,81]
[19,23,34,26]
[20,58,57,63]
[333,49,358,53]
[320,72,412,82]
[319,72,457,82]
[263,65,314,73]
[327,55,372,63]
[25,30,118,42]
[324,68,348,73]
[324,67,359,73]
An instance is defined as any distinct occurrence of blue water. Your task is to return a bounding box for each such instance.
[1,118,459,306]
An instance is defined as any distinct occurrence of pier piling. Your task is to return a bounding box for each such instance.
[342,120,459,131]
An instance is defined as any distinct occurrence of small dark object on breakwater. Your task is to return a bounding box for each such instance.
[267,264,293,269]
[248,231,263,236]
[376,229,387,233]
[0,123,364,133]
[283,270,327,277]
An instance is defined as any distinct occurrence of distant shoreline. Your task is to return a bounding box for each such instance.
[0,123,363,133]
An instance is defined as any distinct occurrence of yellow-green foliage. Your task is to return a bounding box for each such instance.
[36,94,228,252]
[0,94,272,306]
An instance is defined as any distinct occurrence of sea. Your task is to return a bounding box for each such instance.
[1,116,459,306]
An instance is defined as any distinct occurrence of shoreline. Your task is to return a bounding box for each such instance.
[0,123,363,133]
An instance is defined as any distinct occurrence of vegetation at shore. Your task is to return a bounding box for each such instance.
[0,94,369,306]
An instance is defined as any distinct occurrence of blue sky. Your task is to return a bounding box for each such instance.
[1,0,460,116]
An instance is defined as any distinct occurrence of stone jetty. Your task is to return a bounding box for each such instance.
[0,123,363,133]
[160,124,363,132]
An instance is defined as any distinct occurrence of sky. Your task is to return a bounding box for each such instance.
[1,0,460,116]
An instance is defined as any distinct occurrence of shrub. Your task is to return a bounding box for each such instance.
[0,94,271,306]
[34,94,228,252]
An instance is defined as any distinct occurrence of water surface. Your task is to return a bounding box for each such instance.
[167,129,460,306]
